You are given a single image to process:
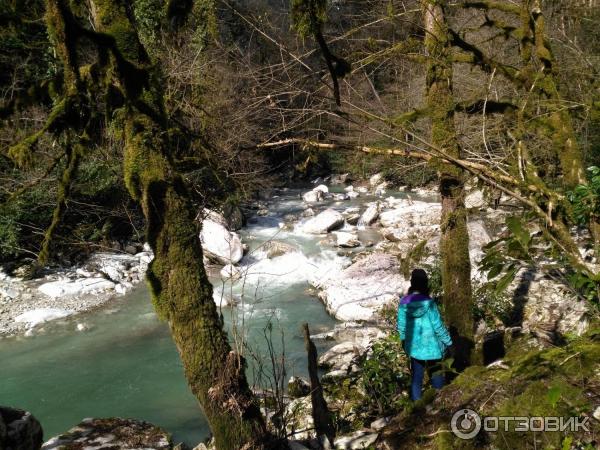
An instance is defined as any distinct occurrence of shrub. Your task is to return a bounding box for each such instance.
[359,334,411,416]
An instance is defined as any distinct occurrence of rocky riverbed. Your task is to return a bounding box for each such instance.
[1,174,595,448]
[0,248,154,336]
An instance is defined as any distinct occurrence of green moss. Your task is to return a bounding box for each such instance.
[38,139,82,265]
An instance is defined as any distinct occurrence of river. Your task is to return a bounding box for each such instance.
[1,187,400,446]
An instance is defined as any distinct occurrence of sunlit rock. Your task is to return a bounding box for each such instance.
[302,209,345,234]
[199,220,243,265]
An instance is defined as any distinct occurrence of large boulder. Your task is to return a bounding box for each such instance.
[369,173,383,187]
[199,208,229,228]
[199,220,243,265]
[302,209,345,234]
[313,184,329,194]
[284,396,314,441]
[311,323,385,349]
[84,252,140,283]
[221,204,245,231]
[334,431,378,449]
[314,252,407,321]
[465,189,486,209]
[467,220,492,265]
[302,190,324,203]
[0,406,43,450]
[513,269,590,339]
[359,202,380,226]
[318,341,364,371]
[15,308,73,329]
[378,201,441,228]
[334,232,360,248]
[262,240,298,258]
[41,418,172,449]
[38,277,116,298]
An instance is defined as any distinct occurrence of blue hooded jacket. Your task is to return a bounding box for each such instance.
[397,293,452,361]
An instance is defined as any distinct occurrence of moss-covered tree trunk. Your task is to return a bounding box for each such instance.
[519,0,586,187]
[422,0,474,370]
[44,1,272,448]
[518,0,600,249]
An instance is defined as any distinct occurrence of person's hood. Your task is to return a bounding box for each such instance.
[406,300,432,317]
[401,293,432,318]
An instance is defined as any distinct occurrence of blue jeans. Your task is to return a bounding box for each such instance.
[410,358,444,401]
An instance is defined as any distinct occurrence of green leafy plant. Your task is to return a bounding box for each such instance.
[568,166,600,226]
[472,281,513,327]
[479,215,536,295]
[359,334,410,416]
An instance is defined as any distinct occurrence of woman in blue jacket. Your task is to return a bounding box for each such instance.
[398,269,452,401]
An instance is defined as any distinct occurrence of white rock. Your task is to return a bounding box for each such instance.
[285,396,314,440]
[344,185,355,192]
[370,417,391,431]
[314,184,329,194]
[76,323,91,332]
[212,290,236,308]
[318,341,363,371]
[262,240,298,258]
[315,252,407,321]
[322,370,347,382]
[465,189,486,209]
[143,242,152,252]
[374,182,388,196]
[199,220,244,265]
[75,268,94,278]
[220,264,242,280]
[593,406,600,422]
[379,201,441,227]
[303,190,324,203]
[334,431,378,449]
[360,202,380,226]
[515,269,590,337]
[115,283,132,295]
[137,252,153,265]
[325,323,386,348]
[334,232,360,248]
[38,277,116,298]
[302,209,345,234]
[356,186,369,194]
[369,173,383,187]
[0,286,18,299]
[467,220,492,265]
[333,193,348,201]
[330,173,350,185]
[199,208,229,228]
[15,308,73,328]
[347,191,359,199]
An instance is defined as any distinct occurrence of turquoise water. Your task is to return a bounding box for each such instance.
[0,190,348,447]
[0,188,425,446]
[0,282,337,446]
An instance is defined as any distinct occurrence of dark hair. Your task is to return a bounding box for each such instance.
[408,268,430,296]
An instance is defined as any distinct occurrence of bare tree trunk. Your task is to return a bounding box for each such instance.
[44,1,272,448]
[422,0,474,370]
[303,324,334,448]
